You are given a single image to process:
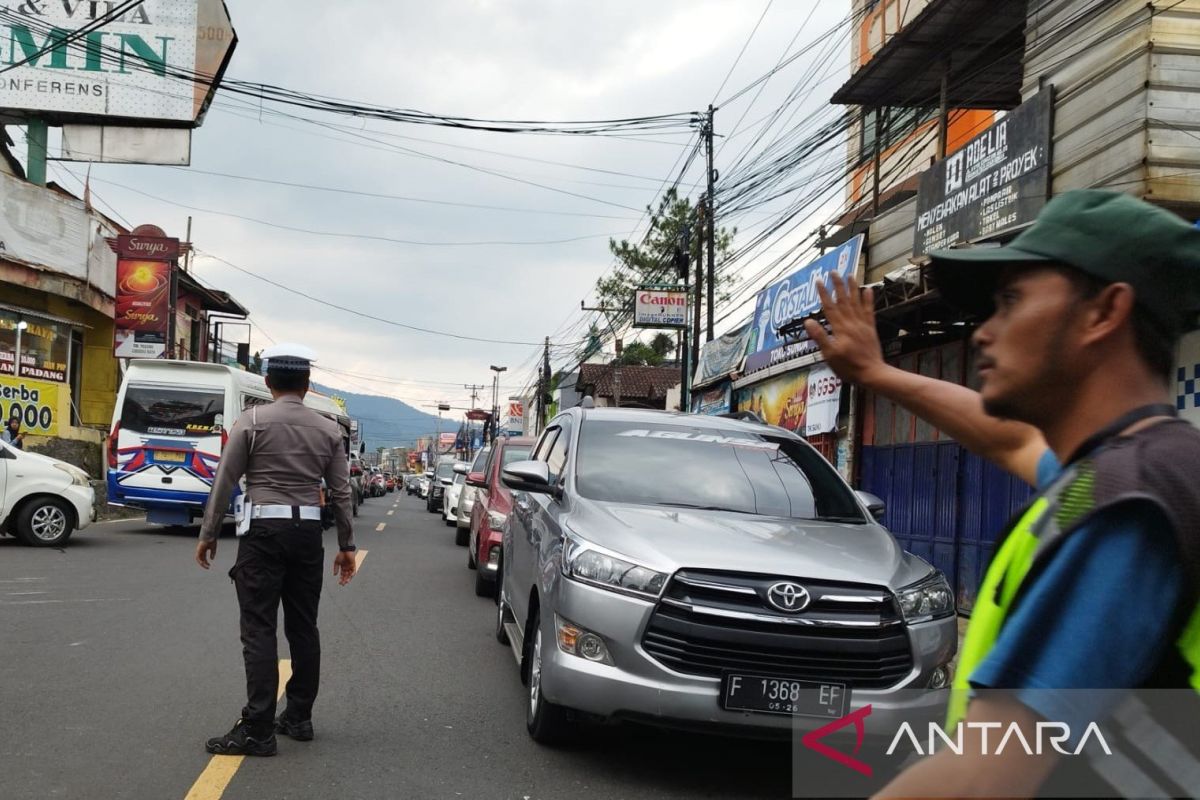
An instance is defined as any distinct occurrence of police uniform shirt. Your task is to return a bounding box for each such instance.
[199,395,355,550]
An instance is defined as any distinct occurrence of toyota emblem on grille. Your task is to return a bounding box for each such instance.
[765,582,811,613]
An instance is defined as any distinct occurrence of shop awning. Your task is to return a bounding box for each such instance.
[0,301,92,329]
[831,0,1026,110]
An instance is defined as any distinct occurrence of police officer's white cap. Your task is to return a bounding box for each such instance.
[262,343,317,372]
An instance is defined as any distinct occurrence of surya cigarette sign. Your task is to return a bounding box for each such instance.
[633,286,687,330]
[0,0,236,124]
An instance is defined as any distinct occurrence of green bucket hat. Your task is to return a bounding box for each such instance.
[927,189,1200,336]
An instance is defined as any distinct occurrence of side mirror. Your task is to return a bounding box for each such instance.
[855,490,886,521]
[453,463,468,474]
[501,460,553,494]
[466,471,486,488]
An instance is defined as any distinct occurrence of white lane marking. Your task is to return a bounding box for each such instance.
[0,578,47,584]
[387,510,394,516]
[6,591,48,596]
[0,598,129,605]
[375,523,386,531]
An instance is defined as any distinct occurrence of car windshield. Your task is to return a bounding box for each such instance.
[435,462,455,480]
[453,473,465,486]
[501,446,531,466]
[575,420,864,522]
[121,386,224,436]
[471,448,490,471]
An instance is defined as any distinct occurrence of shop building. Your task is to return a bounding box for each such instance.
[822,0,1200,609]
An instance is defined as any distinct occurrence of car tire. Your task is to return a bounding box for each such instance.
[15,497,75,548]
[495,571,510,645]
[474,568,494,598]
[444,518,455,527]
[455,524,469,547]
[524,610,576,745]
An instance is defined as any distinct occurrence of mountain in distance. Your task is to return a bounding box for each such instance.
[312,382,452,450]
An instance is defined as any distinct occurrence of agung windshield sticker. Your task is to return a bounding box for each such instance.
[615,429,780,451]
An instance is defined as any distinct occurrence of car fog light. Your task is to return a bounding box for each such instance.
[578,633,609,662]
[929,665,952,689]
[554,616,613,665]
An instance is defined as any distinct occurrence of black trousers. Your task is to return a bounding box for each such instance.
[228,519,324,724]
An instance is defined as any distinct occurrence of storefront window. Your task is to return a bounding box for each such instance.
[0,310,70,382]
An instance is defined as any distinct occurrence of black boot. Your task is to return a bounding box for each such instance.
[205,718,277,756]
[274,713,314,742]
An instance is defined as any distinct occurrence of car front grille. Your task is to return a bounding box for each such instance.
[641,570,912,690]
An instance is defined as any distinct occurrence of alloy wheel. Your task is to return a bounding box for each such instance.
[31,504,68,542]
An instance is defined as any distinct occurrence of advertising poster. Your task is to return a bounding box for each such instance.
[0,376,59,436]
[692,384,732,416]
[114,259,171,358]
[735,371,808,434]
[506,398,525,435]
[744,235,863,375]
[805,364,843,437]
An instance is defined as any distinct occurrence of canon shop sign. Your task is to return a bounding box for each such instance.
[633,286,687,329]
[913,89,1053,257]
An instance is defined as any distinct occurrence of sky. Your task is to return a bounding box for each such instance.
[16,0,855,412]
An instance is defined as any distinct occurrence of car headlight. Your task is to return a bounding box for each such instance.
[487,509,507,530]
[562,535,665,598]
[53,463,89,487]
[896,572,955,623]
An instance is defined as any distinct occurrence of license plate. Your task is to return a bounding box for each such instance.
[155,450,187,463]
[721,673,849,718]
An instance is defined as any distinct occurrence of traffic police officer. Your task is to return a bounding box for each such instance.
[808,191,1200,797]
[195,343,356,757]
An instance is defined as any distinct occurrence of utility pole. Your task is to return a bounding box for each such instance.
[704,104,717,343]
[693,196,704,371]
[540,336,552,434]
[464,383,484,458]
[489,365,507,443]
[582,300,623,408]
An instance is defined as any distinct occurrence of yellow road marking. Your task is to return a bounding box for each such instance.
[355,549,367,569]
[184,660,292,800]
[375,523,385,531]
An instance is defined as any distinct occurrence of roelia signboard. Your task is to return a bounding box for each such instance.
[743,235,863,375]
[0,0,236,124]
[633,286,687,329]
[913,90,1053,257]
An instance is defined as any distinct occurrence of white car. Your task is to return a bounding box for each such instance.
[443,465,468,527]
[455,446,490,546]
[1,440,96,547]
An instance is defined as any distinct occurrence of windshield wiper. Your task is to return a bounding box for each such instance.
[813,515,867,523]
[654,502,754,515]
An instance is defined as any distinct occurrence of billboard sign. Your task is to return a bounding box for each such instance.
[633,286,688,329]
[735,371,808,434]
[0,0,237,125]
[1,376,60,436]
[913,90,1053,257]
[744,235,863,375]
[113,229,176,358]
[505,398,524,435]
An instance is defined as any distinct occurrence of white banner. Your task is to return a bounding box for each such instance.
[805,364,842,437]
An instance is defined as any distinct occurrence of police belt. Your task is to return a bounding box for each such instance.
[250,505,322,521]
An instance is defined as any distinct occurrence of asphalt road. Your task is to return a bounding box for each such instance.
[0,490,805,800]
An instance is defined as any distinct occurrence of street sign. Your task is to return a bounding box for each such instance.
[633,286,688,329]
[466,409,490,421]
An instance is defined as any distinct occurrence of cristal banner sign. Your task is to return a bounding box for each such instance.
[913,90,1053,257]
[114,259,171,358]
[633,286,688,329]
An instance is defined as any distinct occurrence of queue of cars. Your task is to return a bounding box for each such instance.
[416,403,957,749]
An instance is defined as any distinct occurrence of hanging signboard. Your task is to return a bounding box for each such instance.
[0,0,237,125]
[744,235,863,375]
[691,383,732,416]
[913,89,1053,257]
[633,285,688,329]
[113,228,177,358]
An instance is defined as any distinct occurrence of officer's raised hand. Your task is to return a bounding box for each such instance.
[196,538,217,569]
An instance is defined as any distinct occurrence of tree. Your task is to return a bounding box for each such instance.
[594,188,737,326]
[649,332,675,360]
[614,341,663,366]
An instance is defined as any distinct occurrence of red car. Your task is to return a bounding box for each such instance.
[466,436,535,597]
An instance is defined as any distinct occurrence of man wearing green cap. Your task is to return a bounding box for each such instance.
[807,190,1200,797]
